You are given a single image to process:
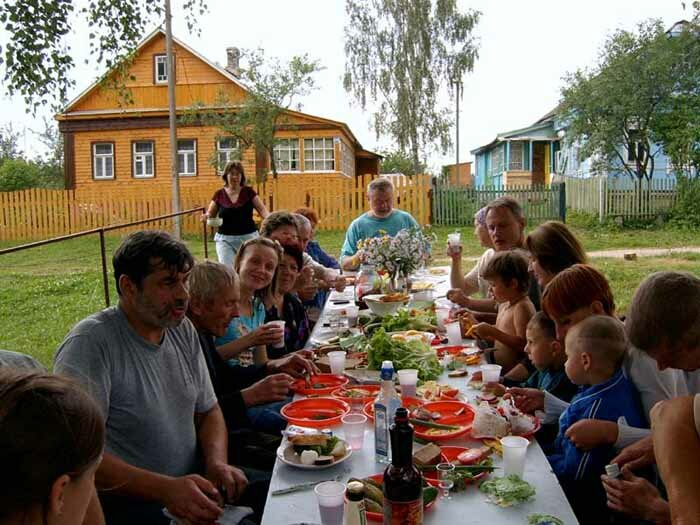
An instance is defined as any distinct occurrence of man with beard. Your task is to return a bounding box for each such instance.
[55,231,253,525]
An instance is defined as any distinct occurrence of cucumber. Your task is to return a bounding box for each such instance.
[364,498,382,513]
[360,479,384,505]
[422,486,438,506]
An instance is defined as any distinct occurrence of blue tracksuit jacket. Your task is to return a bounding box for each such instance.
[547,368,647,483]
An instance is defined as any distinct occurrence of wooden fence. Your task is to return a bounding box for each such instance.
[432,183,566,226]
[0,174,433,242]
[564,176,677,221]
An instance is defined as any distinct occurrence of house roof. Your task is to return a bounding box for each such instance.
[470,119,558,155]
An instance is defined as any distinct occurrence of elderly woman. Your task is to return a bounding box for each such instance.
[294,207,340,269]
[448,206,495,299]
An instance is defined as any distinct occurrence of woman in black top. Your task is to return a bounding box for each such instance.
[204,160,269,268]
[265,244,311,359]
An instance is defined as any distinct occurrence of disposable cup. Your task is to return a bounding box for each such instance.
[315,481,346,525]
[481,364,502,384]
[447,232,462,246]
[345,305,359,328]
[341,413,367,450]
[501,436,529,477]
[436,308,450,330]
[267,320,285,349]
[446,321,463,345]
[397,369,419,398]
[206,217,223,227]
[328,351,347,375]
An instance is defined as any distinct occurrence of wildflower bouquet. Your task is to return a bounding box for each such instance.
[357,227,435,284]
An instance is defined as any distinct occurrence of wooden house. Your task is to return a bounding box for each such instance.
[55,29,380,194]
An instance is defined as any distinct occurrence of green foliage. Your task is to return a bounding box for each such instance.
[0,0,208,113]
[343,0,480,173]
[0,158,41,191]
[0,123,22,165]
[379,149,426,176]
[669,175,700,228]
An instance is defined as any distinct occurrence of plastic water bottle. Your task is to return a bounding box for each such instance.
[374,360,402,463]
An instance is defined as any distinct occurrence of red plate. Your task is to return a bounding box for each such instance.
[435,345,465,357]
[413,401,474,442]
[423,446,491,486]
[290,374,349,396]
[364,474,437,522]
[363,396,424,421]
[280,398,350,428]
[331,384,380,405]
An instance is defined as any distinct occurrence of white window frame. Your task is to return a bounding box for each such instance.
[216,137,240,173]
[273,138,300,172]
[154,55,168,84]
[93,143,114,180]
[132,141,155,178]
[177,139,197,176]
[508,141,524,170]
[303,137,335,171]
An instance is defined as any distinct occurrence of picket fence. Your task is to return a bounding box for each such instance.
[0,174,433,242]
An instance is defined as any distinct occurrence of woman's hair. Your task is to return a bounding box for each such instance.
[294,207,319,229]
[260,211,299,238]
[235,237,283,301]
[222,160,246,186]
[282,243,304,272]
[542,264,615,319]
[189,260,238,305]
[0,370,104,520]
[527,311,556,340]
[482,250,530,292]
[526,221,587,276]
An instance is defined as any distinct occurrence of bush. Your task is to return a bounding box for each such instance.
[669,175,700,229]
[0,159,41,191]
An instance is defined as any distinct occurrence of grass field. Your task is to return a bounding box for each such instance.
[1,222,699,368]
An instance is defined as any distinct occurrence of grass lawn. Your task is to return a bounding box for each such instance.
[1,223,699,368]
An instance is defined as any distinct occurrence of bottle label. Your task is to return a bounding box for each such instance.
[374,404,389,458]
[383,497,423,525]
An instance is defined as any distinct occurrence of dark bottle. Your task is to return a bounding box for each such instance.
[382,407,423,525]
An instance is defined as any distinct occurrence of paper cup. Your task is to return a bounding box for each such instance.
[446,321,462,345]
[481,364,502,384]
[436,308,450,330]
[315,481,345,525]
[267,320,285,349]
[397,369,419,398]
[501,436,529,477]
[328,351,347,375]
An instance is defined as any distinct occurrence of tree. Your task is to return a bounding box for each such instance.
[189,49,322,181]
[343,0,479,173]
[0,124,22,166]
[560,20,690,182]
[379,149,426,176]
[0,158,41,191]
[0,0,207,113]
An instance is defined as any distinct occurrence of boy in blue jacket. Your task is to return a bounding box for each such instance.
[547,315,646,522]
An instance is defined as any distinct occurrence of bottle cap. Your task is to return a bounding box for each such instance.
[346,480,365,502]
[605,463,620,477]
[380,360,394,380]
[395,407,409,422]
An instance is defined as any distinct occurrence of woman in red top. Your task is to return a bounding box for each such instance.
[204,161,269,267]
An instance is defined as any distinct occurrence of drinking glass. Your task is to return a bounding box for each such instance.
[315,481,346,525]
[436,462,455,500]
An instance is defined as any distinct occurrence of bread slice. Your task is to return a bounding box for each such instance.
[289,434,328,447]
[413,442,443,466]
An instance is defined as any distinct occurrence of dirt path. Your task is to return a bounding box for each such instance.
[588,246,700,258]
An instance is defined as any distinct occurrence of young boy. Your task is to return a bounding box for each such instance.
[469,250,535,373]
[548,315,646,522]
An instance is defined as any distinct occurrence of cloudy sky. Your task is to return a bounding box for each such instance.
[0,0,689,172]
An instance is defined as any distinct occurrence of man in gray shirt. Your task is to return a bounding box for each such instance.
[55,231,248,525]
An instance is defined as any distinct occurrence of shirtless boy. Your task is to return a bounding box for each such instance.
[468,250,534,373]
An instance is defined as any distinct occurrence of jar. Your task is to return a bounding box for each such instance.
[354,264,380,304]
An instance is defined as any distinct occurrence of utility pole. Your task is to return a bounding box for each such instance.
[165,0,181,238]
[452,78,462,186]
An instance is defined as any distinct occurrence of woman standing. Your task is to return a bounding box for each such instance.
[216,237,284,367]
[204,161,269,268]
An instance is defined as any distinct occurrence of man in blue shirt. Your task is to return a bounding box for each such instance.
[340,177,419,271]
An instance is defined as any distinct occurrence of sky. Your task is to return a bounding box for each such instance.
[0,0,689,172]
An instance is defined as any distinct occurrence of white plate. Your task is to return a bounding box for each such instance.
[277,439,352,470]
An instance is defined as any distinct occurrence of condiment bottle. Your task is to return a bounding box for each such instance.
[343,480,367,525]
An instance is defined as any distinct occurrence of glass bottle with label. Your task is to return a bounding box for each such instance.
[374,360,401,463]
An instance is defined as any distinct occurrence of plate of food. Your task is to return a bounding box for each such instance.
[352,474,438,522]
[390,330,436,345]
[429,267,448,276]
[290,374,349,396]
[280,398,350,428]
[422,445,494,489]
[470,401,541,439]
[277,433,352,470]
[410,401,475,441]
[363,396,424,421]
[363,293,410,317]
[415,381,462,401]
[331,384,380,405]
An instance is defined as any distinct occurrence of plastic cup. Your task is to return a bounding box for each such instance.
[436,308,450,331]
[446,321,462,345]
[345,305,359,328]
[328,351,347,375]
[341,413,367,450]
[397,369,419,398]
[206,217,223,227]
[315,481,346,525]
[267,320,285,349]
[447,232,462,255]
[501,436,529,477]
[481,364,502,384]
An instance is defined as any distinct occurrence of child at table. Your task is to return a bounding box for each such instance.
[468,250,535,373]
[547,315,646,522]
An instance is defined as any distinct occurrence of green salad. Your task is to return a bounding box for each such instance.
[479,475,536,507]
[291,436,339,457]
[528,514,564,525]
[367,328,442,381]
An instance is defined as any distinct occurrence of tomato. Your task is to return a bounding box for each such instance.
[441,388,459,398]
[457,447,491,465]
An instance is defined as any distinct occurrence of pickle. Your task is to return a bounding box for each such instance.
[422,486,438,506]
[364,498,382,513]
[360,478,384,505]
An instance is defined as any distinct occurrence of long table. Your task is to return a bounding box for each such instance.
[262,274,579,525]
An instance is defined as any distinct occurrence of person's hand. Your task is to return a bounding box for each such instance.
[294,349,316,360]
[470,322,494,340]
[162,474,223,525]
[268,353,319,378]
[565,419,618,450]
[602,468,670,522]
[611,435,655,471]
[200,212,209,223]
[508,387,545,414]
[446,288,470,307]
[243,373,294,405]
[206,461,248,504]
[248,323,284,346]
[332,276,346,292]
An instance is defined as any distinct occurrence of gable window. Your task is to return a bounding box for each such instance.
[93,143,114,180]
[154,54,168,84]
[216,137,240,172]
[274,138,300,172]
[178,139,197,176]
[133,141,155,178]
[304,138,335,171]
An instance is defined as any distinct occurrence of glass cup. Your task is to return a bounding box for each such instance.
[481,364,502,384]
[267,320,285,349]
[345,305,359,328]
[445,321,462,345]
[341,413,367,450]
[328,351,347,375]
[500,436,529,477]
[315,481,346,525]
[436,462,455,500]
[436,307,450,331]
[397,369,419,398]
